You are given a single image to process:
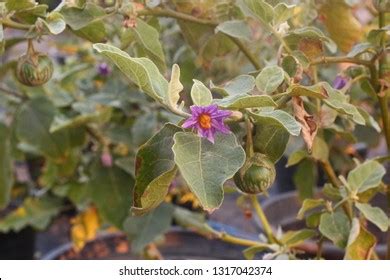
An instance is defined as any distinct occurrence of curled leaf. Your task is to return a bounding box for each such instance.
[292,96,318,151]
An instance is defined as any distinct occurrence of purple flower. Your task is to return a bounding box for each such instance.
[182,104,232,143]
[333,75,348,90]
[97,62,111,77]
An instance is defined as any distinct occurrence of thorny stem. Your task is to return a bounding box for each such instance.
[244,114,254,157]
[316,237,324,260]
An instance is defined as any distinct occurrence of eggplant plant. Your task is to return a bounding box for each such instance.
[0,0,390,260]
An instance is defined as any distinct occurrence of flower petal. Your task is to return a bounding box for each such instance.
[182,117,198,128]
[211,119,231,134]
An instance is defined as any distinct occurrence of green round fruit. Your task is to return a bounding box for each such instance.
[234,153,276,195]
[16,52,53,87]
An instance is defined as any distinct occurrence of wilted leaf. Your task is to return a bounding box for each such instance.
[71,207,100,251]
[320,0,363,53]
[344,219,376,260]
[172,132,245,212]
[273,3,297,26]
[287,83,328,99]
[167,64,183,109]
[292,96,318,151]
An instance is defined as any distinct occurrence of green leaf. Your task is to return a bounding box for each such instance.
[273,3,297,26]
[0,123,13,209]
[211,75,255,96]
[243,0,274,24]
[88,160,134,228]
[344,219,376,260]
[250,108,301,136]
[297,198,325,219]
[61,3,107,42]
[319,211,350,248]
[293,159,317,199]
[0,196,62,232]
[129,18,166,72]
[284,26,337,53]
[347,160,385,193]
[93,43,168,103]
[311,137,329,161]
[15,97,82,159]
[255,66,285,94]
[191,79,213,106]
[132,124,182,215]
[50,106,112,133]
[124,203,174,253]
[287,83,329,99]
[5,0,35,11]
[286,149,308,167]
[167,64,183,109]
[253,122,289,163]
[281,229,317,247]
[355,202,389,232]
[323,83,365,125]
[347,42,374,57]
[215,95,276,109]
[41,11,66,35]
[281,55,299,77]
[172,132,245,212]
[243,245,274,260]
[215,20,251,41]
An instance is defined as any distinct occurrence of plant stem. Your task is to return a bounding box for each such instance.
[228,36,262,70]
[319,160,354,220]
[137,8,262,70]
[316,237,324,260]
[310,56,372,67]
[137,7,218,26]
[249,195,279,244]
[244,114,254,157]
[0,18,32,30]
[172,206,272,249]
[376,9,390,260]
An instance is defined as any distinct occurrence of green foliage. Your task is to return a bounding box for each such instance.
[172,132,245,211]
[0,123,13,209]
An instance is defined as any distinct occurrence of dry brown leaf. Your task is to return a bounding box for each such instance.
[292,96,318,152]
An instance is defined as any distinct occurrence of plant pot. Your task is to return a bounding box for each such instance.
[42,228,250,260]
[0,227,36,259]
[257,191,388,259]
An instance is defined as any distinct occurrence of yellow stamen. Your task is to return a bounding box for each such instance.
[198,114,212,129]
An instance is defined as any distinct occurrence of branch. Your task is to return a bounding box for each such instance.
[137,7,262,70]
[310,56,372,67]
